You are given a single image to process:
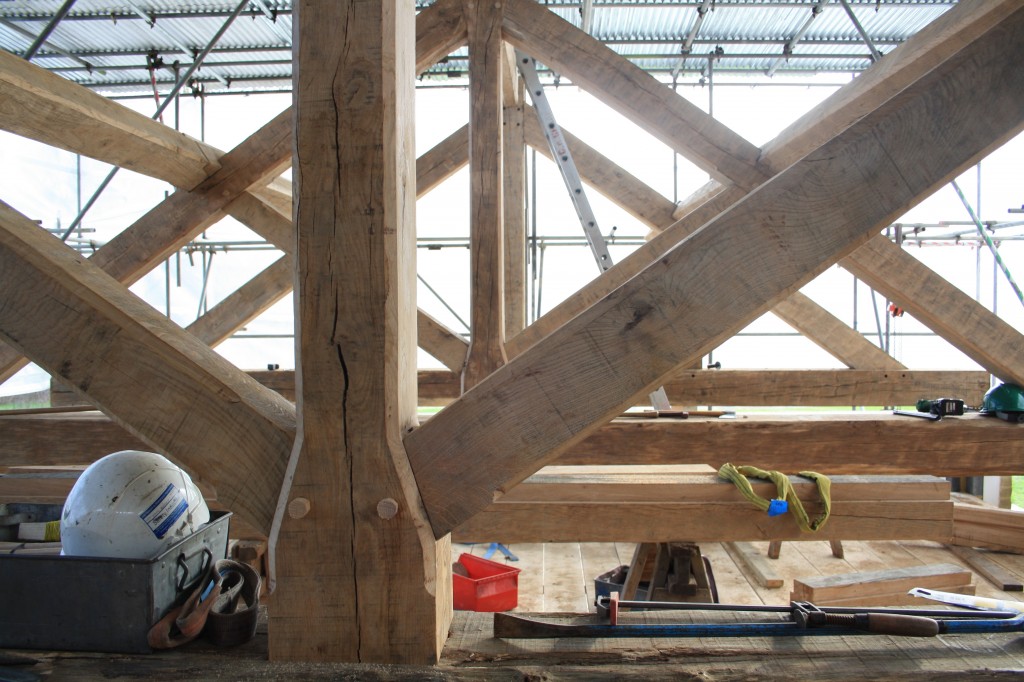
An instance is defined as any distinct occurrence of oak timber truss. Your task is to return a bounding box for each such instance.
[0,0,1023,664]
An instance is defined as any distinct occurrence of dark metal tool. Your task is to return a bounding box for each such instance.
[493,593,1023,639]
[894,397,966,420]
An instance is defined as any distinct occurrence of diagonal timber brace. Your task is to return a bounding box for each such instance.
[0,0,471,384]
[518,109,905,371]
[0,200,297,535]
[404,6,1024,537]
[500,0,1024,383]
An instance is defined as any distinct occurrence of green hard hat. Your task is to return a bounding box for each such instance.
[981,383,1024,414]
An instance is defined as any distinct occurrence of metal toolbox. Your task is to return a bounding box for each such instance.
[0,510,231,653]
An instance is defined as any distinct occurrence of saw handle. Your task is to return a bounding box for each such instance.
[849,613,939,637]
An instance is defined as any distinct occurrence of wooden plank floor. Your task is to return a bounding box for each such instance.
[453,539,1024,612]
[441,539,1024,679]
[7,540,1024,680]
[458,540,1024,606]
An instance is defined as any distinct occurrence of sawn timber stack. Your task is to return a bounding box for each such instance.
[453,466,952,544]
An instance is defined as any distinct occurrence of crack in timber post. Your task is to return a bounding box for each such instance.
[335,340,361,660]
[330,274,360,658]
[326,15,364,653]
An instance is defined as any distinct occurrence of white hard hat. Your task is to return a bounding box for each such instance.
[61,450,211,559]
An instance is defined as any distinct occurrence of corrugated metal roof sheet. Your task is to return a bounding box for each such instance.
[0,0,959,95]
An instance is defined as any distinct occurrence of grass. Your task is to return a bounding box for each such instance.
[0,401,49,411]
[1013,476,1024,509]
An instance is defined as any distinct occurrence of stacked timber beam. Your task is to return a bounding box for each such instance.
[453,467,952,543]
[790,564,975,607]
[952,504,1024,553]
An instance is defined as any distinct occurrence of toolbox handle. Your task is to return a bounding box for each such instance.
[176,547,213,593]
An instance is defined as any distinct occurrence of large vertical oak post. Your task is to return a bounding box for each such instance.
[270,0,451,663]
[461,0,508,390]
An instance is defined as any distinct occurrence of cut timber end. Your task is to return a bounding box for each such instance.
[791,563,973,606]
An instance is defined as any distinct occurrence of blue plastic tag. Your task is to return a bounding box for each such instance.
[767,499,788,517]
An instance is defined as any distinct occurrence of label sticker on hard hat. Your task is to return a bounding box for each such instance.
[139,483,189,539]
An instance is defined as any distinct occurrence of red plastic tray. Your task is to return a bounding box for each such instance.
[452,553,521,612]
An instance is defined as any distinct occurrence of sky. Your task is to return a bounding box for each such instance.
[2,69,1023,398]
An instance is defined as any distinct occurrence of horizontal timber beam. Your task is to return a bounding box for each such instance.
[5,411,1021,477]
[0,200,296,535]
[662,369,987,407]
[51,368,989,409]
[406,7,1024,537]
[560,413,1024,476]
[0,412,150,465]
[501,468,950,503]
[455,471,952,543]
[453,501,951,543]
